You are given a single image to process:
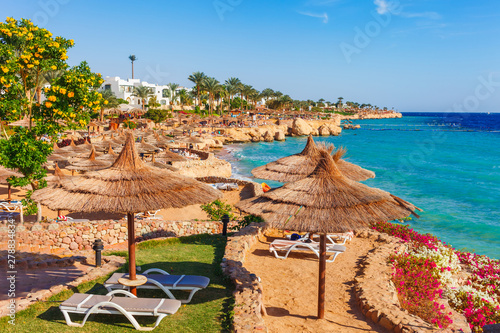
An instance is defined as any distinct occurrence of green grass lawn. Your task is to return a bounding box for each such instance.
[1,234,234,332]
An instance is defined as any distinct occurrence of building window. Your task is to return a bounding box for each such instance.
[104,84,111,91]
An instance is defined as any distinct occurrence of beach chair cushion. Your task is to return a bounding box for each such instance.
[106,273,209,289]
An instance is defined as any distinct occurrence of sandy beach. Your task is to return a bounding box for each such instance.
[244,232,386,333]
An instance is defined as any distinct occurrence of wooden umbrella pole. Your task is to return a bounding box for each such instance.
[127,212,137,296]
[318,233,327,319]
[7,183,11,202]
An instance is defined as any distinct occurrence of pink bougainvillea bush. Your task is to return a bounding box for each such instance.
[373,221,500,332]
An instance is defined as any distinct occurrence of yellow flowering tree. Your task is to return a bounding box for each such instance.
[35,61,104,135]
[0,17,73,127]
[0,18,104,218]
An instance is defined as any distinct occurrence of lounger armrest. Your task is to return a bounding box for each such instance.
[107,290,137,298]
[143,268,170,275]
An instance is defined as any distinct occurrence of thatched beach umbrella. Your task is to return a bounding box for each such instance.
[59,139,88,155]
[66,147,112,173]
[0,166,22,202]
[32,132,221,294]
[252,135,375,182]
[155,149,187,162]
[237,150,421,318]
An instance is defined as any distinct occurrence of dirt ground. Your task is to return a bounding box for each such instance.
[244,233,387,333]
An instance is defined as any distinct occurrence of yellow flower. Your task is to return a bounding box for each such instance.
[44,87,49,93]
[24,142,28,146]
[67,92,74,98]
[48,95,56,102]
[27,64,34,68]
[59,88,66,94]
[45,101,52,108]
[1,66,8,73]
[104,100,109,105]
[51,65,57,70]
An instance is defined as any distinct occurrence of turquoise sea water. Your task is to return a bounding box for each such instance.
[223,113,500,259]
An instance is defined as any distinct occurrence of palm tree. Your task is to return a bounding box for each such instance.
[166,83,180,110]
[132,86,153,111]
[177,89,190,110]
[248,88,261,109]
[281,95,293,111]
[240,84,253,110]
[214,85,228,115]
[129,55,137,79]
[188,72,206,107]
[203,77,221,115]
[100,89,120,121]
[225,77,241,110]
[337,97,344,110]
[273,91,283,101]
[261,88,274,106]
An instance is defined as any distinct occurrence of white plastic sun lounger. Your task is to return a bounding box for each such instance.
[59,290,181,331]
[306,231,354,245]
[270,239,346,263]
[104,269,210,303]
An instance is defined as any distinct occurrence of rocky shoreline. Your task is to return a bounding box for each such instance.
[209,112,402,144]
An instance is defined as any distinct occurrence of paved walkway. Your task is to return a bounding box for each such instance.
[0,260,96,301]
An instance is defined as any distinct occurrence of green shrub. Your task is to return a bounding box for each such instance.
[234,214,264,230]
[201,199,234,221]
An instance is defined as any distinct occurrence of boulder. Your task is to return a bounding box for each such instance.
[263,131,274,142]
[292,118,312,136]
[326,124,342,136]
[318,125,330,136]
[310,128,319,136]
[274,129,286,141]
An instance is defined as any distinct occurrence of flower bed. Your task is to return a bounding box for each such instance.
[373,221,500,332]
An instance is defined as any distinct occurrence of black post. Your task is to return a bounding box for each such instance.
[92,239,104,267]
[222,214,229,236]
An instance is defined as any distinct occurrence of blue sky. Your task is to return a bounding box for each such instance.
[4,0,500,112]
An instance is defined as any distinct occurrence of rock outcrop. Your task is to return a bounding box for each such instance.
[292,118,313,136]
[263,131,274,142]
[274,129,286,141]
[318,124,330,136]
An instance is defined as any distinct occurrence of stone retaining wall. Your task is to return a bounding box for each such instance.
[0,219,236,254]
[221,223,267,332]
[354,230,471,333]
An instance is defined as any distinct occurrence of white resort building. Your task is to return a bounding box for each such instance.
[99,76,191,108]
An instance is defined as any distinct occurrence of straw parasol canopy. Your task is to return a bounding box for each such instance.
[0,166,23,201]
[236,150,421,318]
[135,137,159,153]
[96,146,118,162]
[45,163,66,184]
[251,135,375,182]
[155,149,187,162]
[8,115,34,127]
[66,147,113,172]
[59,139,89,155]
[32,132,221,294]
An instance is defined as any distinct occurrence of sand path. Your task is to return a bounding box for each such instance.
[244,235,388,333]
